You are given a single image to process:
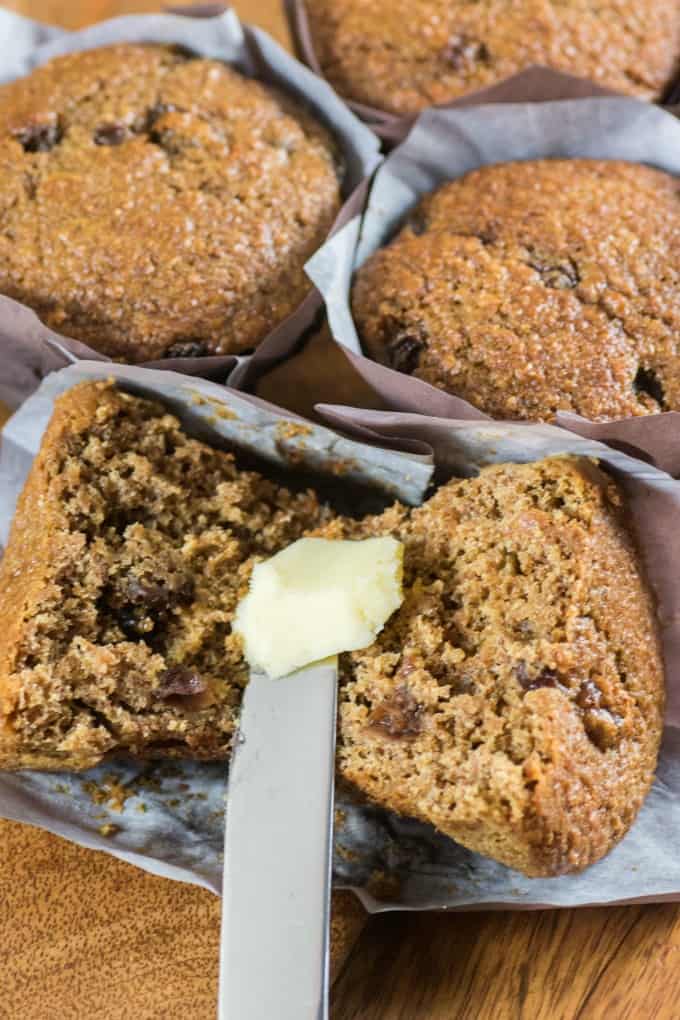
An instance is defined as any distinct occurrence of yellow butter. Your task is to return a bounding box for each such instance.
[233,537,404,679]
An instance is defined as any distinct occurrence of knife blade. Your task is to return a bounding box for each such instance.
[219,659,338,1020]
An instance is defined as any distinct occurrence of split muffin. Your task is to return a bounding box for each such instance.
[0,381,665,877]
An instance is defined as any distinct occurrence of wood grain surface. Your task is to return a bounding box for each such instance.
[1,2,679,1019]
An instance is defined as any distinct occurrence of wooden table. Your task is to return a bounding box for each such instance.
[2,2,680,1017]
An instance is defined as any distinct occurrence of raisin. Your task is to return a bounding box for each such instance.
[165,340,209,359]
[16,121,62,153]
[515,619,535,641]
[517,664,561,692]
[444,35,490,70]
[126,578,172,611]
[408,210,428,236]
[125,574,194,610]
[175,576,196,604]
[155,667,206,699]
[583,707,623,751]
[117,607,151,639]
[386,333,426,374]
[633,366,665,407]
[145,102,177,130]
[94,123,128,146]
[576,679,602,711]
[369,685,424,739]
[529,254,580,289]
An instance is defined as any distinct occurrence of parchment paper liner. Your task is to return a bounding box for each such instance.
[0,5,381,408]
[286,0,680,141]
[306,94,680,429]
[2,362,680,913]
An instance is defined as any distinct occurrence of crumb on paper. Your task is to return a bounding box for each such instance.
[274,439,306,466]
[98,823,120,838]
[135,775,163,792]
[189,391,238,420]
[83,774,135,813]
[330,459,356,477]
[335,808,347,829]
[276,421,313,441]
[52,783,70,795]
[205,397,237,420]
[136,803,148,814]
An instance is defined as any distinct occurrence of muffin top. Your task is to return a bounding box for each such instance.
[353,159,680,422]
[305,0,680,115]
[0,44,341,361]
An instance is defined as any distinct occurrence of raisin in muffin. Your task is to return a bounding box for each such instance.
[353,159,680,422]
[0,380,337,769]
[305,0,680,115]
[0,44,341,361]
[324,457,665,877]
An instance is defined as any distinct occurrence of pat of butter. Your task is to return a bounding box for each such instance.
[233,537,404,679]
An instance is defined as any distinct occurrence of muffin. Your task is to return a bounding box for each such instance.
[0,380,337,769]
[304,0,680,115]
[353,159,680,422]
[0,382,664,877]
[328,458,665,877]
[0,44,341,361]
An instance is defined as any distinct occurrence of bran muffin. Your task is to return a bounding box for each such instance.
[326,458,665,877]
[0,380,337,770]
[0,384,665,876]
[304,0,680,115]
[0,44,341,361]
[353,159,680,422]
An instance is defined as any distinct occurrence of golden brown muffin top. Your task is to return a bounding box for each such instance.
[0,44,341,361]
[353,159,680,422]
[306,0,680,114]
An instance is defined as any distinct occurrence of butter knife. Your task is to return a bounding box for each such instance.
[219,660,337,1020]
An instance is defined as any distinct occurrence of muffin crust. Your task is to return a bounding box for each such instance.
[306,0,680,115]
[0,44,341,361]
[354,160,680,422]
